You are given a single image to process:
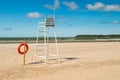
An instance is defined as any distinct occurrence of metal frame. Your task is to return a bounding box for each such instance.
[34,18,60,64]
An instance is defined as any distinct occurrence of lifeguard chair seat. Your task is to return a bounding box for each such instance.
[45,18,54,27]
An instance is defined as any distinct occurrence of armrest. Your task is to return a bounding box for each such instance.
[39,22,45,24]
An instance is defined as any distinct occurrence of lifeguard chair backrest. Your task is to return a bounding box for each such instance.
[45,18,54,27]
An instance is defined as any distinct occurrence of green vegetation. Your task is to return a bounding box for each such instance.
[75,34,120,40]
[0,37,74,43]
[0,34,120,43]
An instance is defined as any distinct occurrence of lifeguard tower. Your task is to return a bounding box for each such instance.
[34,17,60,64]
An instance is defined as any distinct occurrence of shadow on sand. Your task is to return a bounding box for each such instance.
[28,61,44,65]
[28,57,79,65]
[60,57,79,63]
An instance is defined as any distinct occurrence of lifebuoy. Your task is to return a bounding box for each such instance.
[18,43,28,55]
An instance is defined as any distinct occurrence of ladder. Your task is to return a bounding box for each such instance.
[34,18,60,64]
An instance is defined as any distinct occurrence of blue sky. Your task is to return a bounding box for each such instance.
[0,0,120,37]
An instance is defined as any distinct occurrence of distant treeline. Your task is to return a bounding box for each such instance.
[0,37,74,43]
[0,37,73,41]
[75,34,120,40]
[1,35,120,43]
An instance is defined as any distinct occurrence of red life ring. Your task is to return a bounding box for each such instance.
[18,43,29,55]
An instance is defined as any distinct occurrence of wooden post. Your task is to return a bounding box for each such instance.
[23,39,26,65]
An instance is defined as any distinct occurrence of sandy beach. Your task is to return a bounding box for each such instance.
[0,42,120,80]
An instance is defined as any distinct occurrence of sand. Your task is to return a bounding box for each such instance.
[0,42,120,80]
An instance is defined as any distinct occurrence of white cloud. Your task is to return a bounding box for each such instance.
[86,2,120,11]
[27,12,43,18]
[104,5,120,11]
[44,0,60,10]
[63,1,79,10]
[87,2,105,10]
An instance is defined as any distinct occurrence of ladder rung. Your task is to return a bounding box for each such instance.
[48,54,58,57]
[38,26,44,28]
[39,22,45,24]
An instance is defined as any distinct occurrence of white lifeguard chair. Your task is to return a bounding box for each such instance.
[34,18,60,64]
